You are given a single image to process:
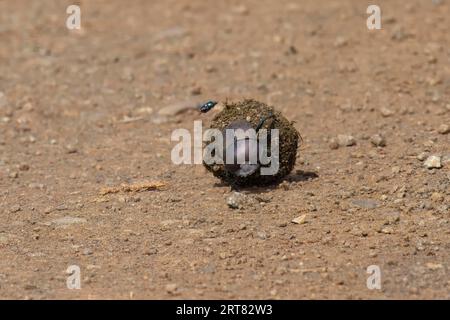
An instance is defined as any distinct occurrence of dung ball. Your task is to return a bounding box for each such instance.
[203,99,300,186]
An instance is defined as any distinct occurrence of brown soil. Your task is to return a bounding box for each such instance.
[0,0,449,299]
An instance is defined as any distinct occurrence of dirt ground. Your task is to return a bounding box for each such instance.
[0,0,449,300]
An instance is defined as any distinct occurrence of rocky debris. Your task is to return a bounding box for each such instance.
[380,226,394,234]
[331,135,356,148]
[380,107,395,117]
[328,139,339,150]
[430,192,444,203]
[158,100,200,116]
[9,205,21,213]
[334,36,348,48]
[424,155,442,169]
[370,134,386,147]
[437,124,450,134]
[232,5,250,15]
[417,152,428,161]
[65,145,78,154]
[351,199,380,209]
[165,283,178,294]
[82,248,93,256]
[256,231,268,240]
[291,214,307,224]
[426,262,443,270]
[28,183,45,190]
[226,192,252,209]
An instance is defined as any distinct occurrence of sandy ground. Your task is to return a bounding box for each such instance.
[0,0,449,299]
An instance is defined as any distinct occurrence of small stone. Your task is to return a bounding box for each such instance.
[426,262,443,270]
[144,248,158,255]
[233,5,249,15]
[329,139,339,150]
[391,166,400,174]
[226,192,248,210]
[430,192,444,203]
[9,172,18,178]
[165,283,178,294]
[337,134,356,147]
[437,124,450,134]
[256,231,267,240]
[380,107,395,117]
[370,134,386,147]
[417,152,428,161]
[28,183,45,190]
[82,248,93,255]
[9,205,21,213]
[334,36,348,48]
[424,155,442,169]
[65,145,78,154]
[381,226,394,234]
[291,214,307,224]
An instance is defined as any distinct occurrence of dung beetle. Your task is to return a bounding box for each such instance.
[199,100,218,113]
[223,112,275,177]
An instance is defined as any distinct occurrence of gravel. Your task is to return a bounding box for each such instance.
[424,155,442,169]
[370,134,386,147]
[226,192,251,210]
[437,124,450,134]
[337,134,356,147]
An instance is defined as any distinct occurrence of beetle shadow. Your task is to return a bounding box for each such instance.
[213,170,319,194]
[284,170,319,183]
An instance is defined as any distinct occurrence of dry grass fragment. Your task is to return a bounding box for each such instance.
[99,181,166,195]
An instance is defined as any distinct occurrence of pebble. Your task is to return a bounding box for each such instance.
[417,152,428,161]
[158,100,200,116]
[336,134,356,147]
[226,192,248,210]
[381,226,394,234]
[165,283,178,294]
[328,139,339,150]
[28,183,45,190]
[9,205,21,213]
[370,134,386,147]
[380,107,395,117]
[391,166,400,174]
[256,231,267,240]
[437,124,450,134]
[82,248,93,255]
[426,262,443,270]
[430,192,444,203]
[291,214,307,224]
[424,155,442,169]
[65,145,78,154]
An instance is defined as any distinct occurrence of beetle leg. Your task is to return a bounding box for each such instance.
[255,112,274,133]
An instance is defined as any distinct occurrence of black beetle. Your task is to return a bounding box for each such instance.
[199,100,218,113]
